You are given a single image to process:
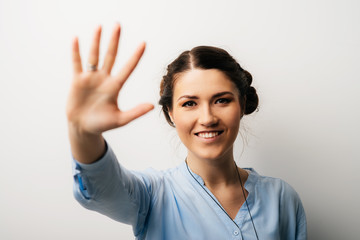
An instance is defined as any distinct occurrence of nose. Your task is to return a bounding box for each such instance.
[198,105,218,127]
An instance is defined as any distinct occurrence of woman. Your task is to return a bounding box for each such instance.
[67,24,307,240]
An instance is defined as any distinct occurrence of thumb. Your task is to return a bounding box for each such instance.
[116,103,154,126]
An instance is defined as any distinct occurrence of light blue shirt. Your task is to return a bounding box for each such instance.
[72,144,307,240]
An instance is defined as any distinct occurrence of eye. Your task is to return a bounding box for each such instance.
[182,101,197,107]
[215,98,231,104]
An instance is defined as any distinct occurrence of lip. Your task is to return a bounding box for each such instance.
[194,130,224,142]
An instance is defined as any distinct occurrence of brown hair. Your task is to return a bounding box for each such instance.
[159,46,259,127]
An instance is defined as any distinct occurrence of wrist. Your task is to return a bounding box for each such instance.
[67,121,101,139]
[68,122,106,164]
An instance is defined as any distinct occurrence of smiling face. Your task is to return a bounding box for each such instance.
[169,69,242,163]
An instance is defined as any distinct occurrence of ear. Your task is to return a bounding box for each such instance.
[168,110,175,126]
[169,111,174,123]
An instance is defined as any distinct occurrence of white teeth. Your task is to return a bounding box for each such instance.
[198,132,219,138]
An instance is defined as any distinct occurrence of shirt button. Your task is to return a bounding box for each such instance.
[233,230,239,236]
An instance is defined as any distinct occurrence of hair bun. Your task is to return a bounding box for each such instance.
[242,70,253,86]
[244,86,259,115]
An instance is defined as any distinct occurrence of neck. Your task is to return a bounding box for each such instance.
[186,150,239,188]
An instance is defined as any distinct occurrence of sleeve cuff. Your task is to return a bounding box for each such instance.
[72,141,118,200]
[72,141,115,171]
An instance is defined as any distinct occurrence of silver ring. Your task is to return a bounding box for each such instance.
[86,63,97,72]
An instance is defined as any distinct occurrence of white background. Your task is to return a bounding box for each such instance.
[1,0,359,239]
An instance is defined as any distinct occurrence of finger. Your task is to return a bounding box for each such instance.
[116,42,146,89]
[102,23,121,74]
[87,25,102,67]
[72,37,82,74]
[117,103,154,126]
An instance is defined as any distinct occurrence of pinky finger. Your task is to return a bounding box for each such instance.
[72,37,83,74]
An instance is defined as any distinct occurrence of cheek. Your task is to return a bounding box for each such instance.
[174,114,192,134]
[223,106,242,130]
[172,111,198,146]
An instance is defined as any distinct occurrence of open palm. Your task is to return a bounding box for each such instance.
[66,24,154,135]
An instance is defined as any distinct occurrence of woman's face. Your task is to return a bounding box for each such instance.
[169,69,242,162]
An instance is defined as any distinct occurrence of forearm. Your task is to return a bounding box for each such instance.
[72,143,151,230]
[68,122,106,164]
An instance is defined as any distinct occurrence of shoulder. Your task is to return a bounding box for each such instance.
[247,168,306,218]
[246,169,307,237]
[130,164,183,193]
[247,168,300,199]
[132,164,182,181]
[246,168,305,216]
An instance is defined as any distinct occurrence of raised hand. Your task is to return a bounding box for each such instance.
[66,24,154,163]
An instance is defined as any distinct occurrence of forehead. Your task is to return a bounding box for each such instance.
[173,69,237,97]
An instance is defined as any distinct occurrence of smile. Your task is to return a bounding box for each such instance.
[195,131,224,139]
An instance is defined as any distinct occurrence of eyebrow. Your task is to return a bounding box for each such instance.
[177,91,235,102]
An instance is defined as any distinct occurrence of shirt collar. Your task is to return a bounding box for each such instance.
[179,161,259,194]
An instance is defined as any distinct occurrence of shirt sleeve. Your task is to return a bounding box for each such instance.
[279,181,308,240]
[295,195,307,240]
[72,142,151,236]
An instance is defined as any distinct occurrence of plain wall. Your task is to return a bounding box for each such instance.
[1,0,359,239]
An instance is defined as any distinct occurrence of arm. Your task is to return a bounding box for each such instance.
[66,24,154,232]
[295,199,307,240]
[73,142,151,235]
[279,181,308,240]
